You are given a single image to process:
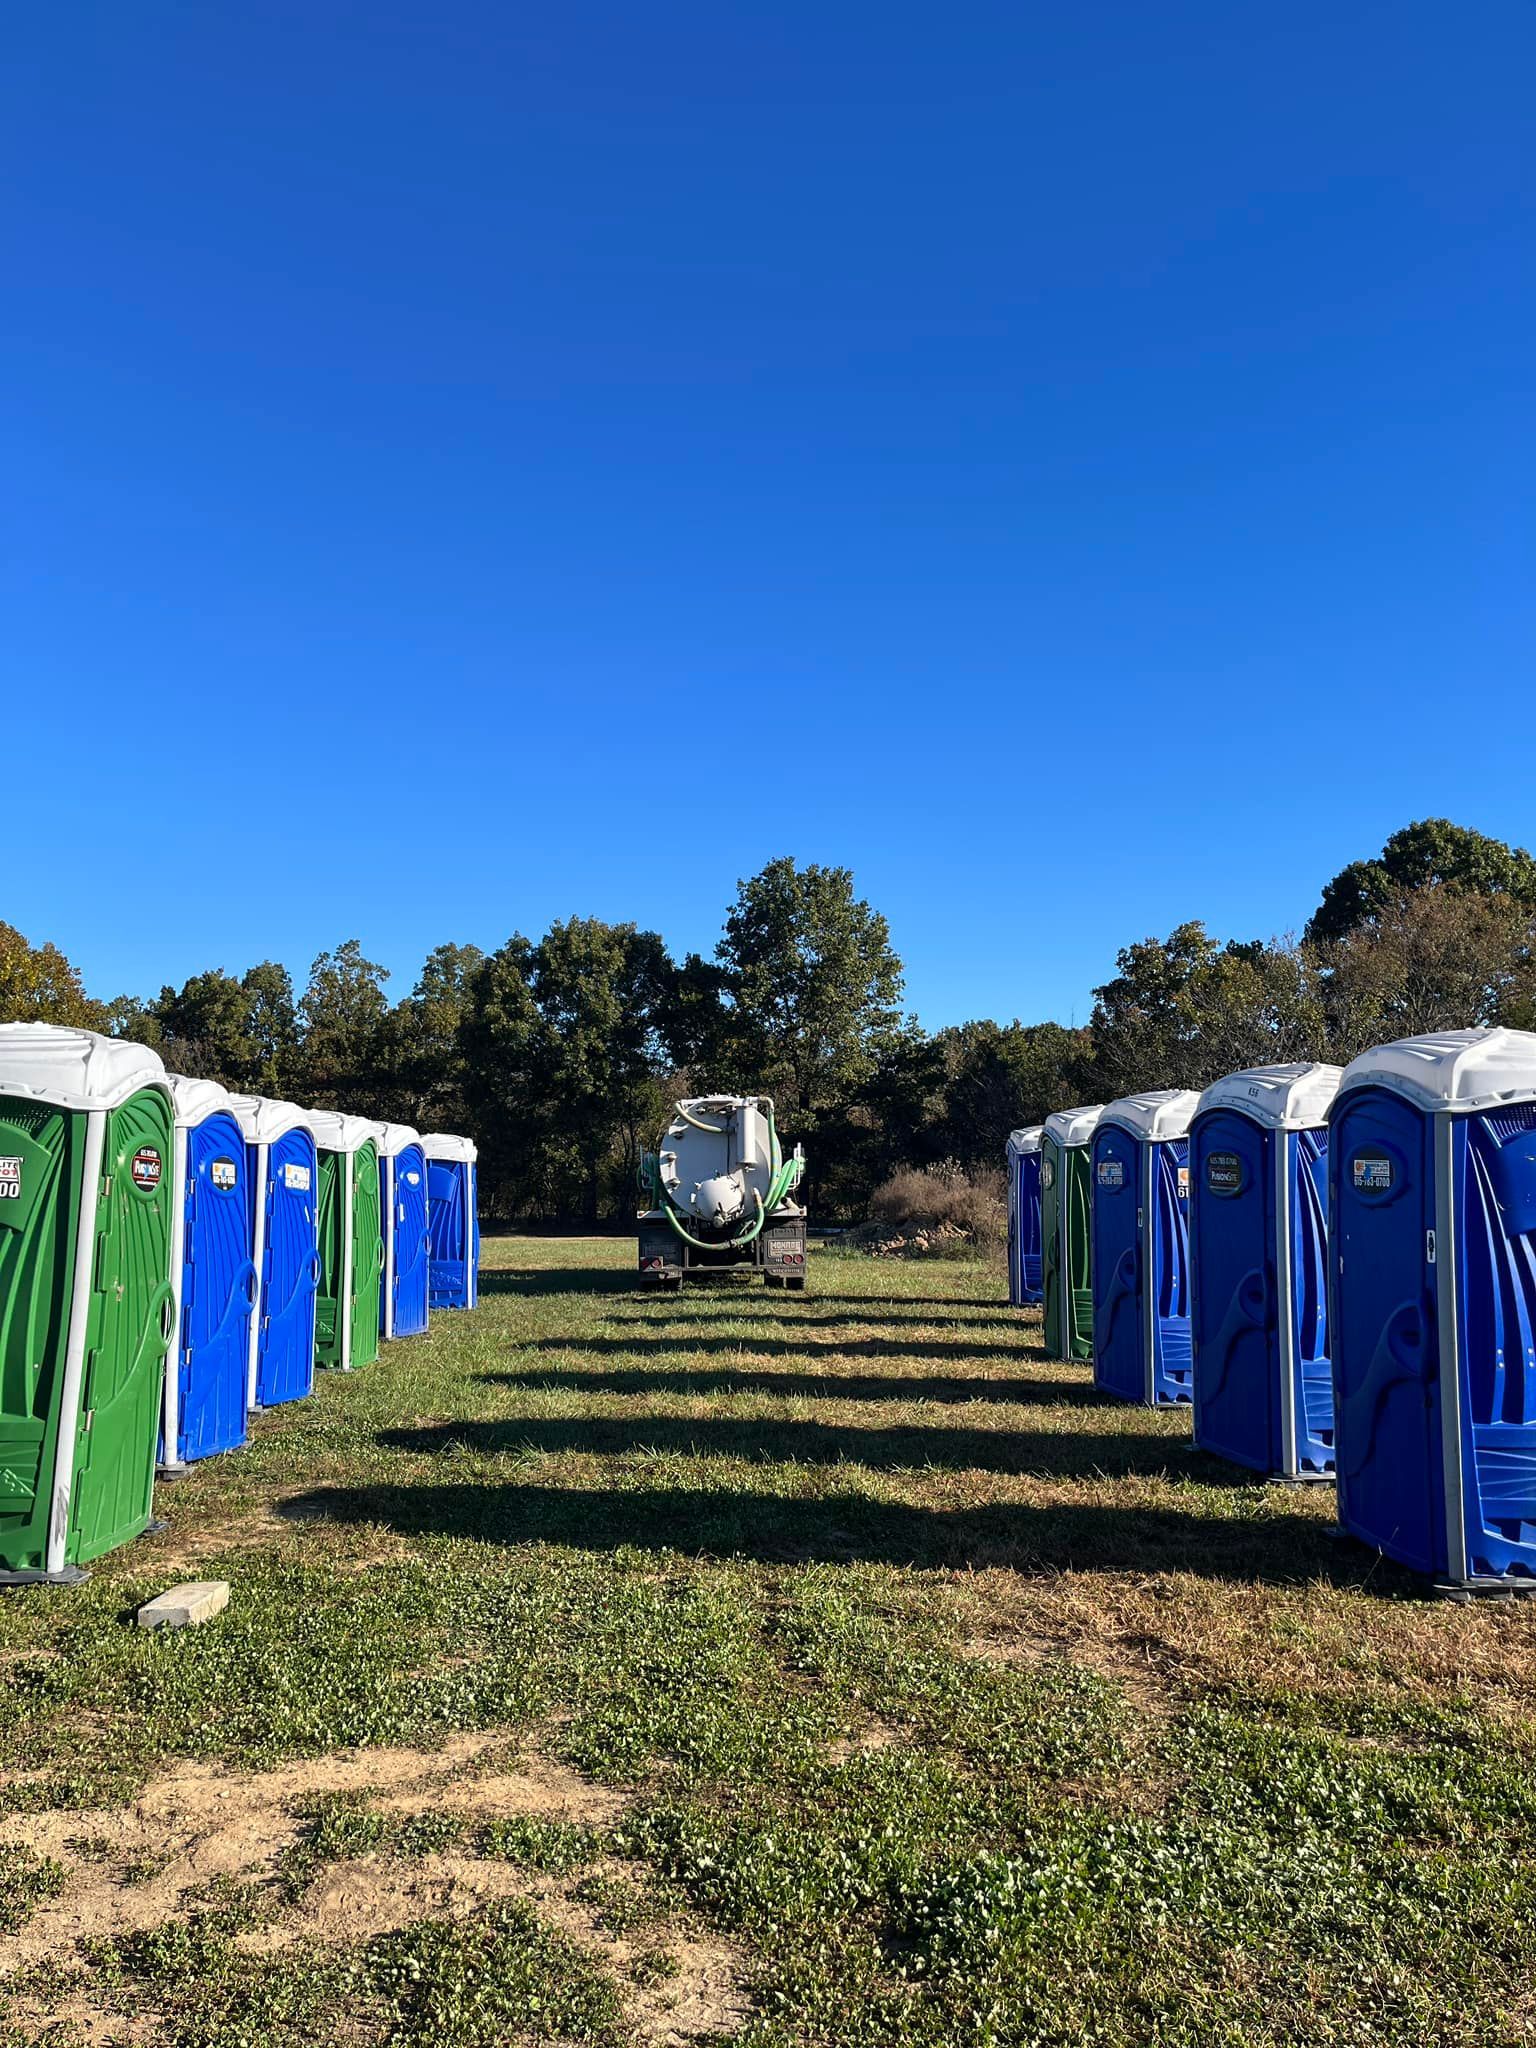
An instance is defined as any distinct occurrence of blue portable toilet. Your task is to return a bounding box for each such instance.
[227,1094,320,1410]
[1188,1063,1342,1479]
[1006,1126,1044,1307]
[423,1132,479,1309]
[161,1076,257,1473]
[1329,1028,1536,1592]
[1091,1090,1201,1407]
[376,1123,430,1340]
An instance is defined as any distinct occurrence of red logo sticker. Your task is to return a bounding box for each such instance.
[131,1146,163,1192]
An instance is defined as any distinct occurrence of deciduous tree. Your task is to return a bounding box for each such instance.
[0,922,105,1029]
[295,941,391,1106]
[706,857,906,1129]
[1307,819,1536,946]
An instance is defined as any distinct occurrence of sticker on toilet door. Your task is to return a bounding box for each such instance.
[1205,1150,1245,1196]
[1352,1149,1394,1194]
[0,1157,20,1202]
[131,1147,163,1192]
[283,1162,312,1192]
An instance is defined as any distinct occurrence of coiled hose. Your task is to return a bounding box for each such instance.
[658,1099,803,1250]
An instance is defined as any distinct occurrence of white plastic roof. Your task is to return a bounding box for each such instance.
[0,1024,168,1113]
[1099,1088,1203,1144]
[421,1132,478,1162]
[1042,1105,1105,1150]
[225,1093,314,1146]
[1195,1063,1343,1132]
[1333,1028,1536,1114]
[1006,1126,1044,1158]
[374,1121,422,1157]
[165,1073,237,1129]
[302,1108,382,1155]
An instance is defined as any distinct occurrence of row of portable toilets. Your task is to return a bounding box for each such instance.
[1007,1028,1536,1596]
[0,1024,482,1586]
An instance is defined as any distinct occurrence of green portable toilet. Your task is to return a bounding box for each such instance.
[302,1111,384,1371]
[1040,1105,1104,1365]
[0,1026,175,1584]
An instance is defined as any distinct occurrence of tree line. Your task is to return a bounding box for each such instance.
[4,820,1535,1222]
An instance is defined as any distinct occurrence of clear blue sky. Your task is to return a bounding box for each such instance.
[5,3,1530,1028]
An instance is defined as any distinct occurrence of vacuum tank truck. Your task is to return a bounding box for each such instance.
[638,1096,807,1289]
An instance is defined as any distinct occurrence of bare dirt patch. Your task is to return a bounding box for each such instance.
[373,1747,624,1824]
[826,1718,903,1764]
[243,1850,747,2043]
[3,1730,538,1971]
[2,1731,747,2045]
[0,1981,159,2046]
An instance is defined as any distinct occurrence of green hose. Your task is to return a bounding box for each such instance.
[656,1097,802,1251]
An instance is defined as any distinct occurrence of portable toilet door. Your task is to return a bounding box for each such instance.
[304,1113,384,1372]
[423,1133,479,1309]
[160,1076,257,1474]
[1091,1090,1201,1407]
[351,1133,383,1368]
[1040,1107,1103,1363]
[1188,1064,1341,1478]
[0,1026,176,1584]
[226,1096,320,1409]
[1329,1029,1536,1592]
[375,1123,430,1339]
[1006,1128,1044,1307]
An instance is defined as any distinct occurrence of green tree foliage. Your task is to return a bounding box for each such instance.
[926,1021,1095,1165]
[657,952,735,1087]
[147,967,256,1083]
[241,960,300,1095]
[376,942,485,1130]
[464,921,670,1221]
[0,922,105,1029]
[1307,819,1536,945]
[1090,924,1327,1099]
[1319,885,1536,1055]
[295,940,391,1107]
[1089,922,1220,1099]
[460,934,540,1207]
[526,918,670,1223]
[702,857,906,1128]
[116,961,299,1092]
[102,994,162,1045]
[13,823,1536,1223]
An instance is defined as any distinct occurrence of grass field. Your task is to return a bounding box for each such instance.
[3,1235,1535,2047]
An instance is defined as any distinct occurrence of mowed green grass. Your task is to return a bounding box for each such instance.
[4,1235,1536,2047]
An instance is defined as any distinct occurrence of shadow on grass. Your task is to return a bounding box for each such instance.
[477,1366,1095,1409]
[598,1310,1026,1333]
[809,1291,1010,1310]
[375,1414,1244,1483]
[477,1268,639,1297]
[519,1333,1052,1366]
[279,1480,1371,1588]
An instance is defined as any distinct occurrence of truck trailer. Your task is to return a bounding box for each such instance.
[637,1095,807,1289]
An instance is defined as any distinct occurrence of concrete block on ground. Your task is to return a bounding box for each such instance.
[137,1580,230,1631]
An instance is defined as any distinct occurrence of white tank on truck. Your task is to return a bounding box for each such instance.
[638,1096,807,1290]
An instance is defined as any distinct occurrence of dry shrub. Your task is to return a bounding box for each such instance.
[867,1162,1006,1254]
